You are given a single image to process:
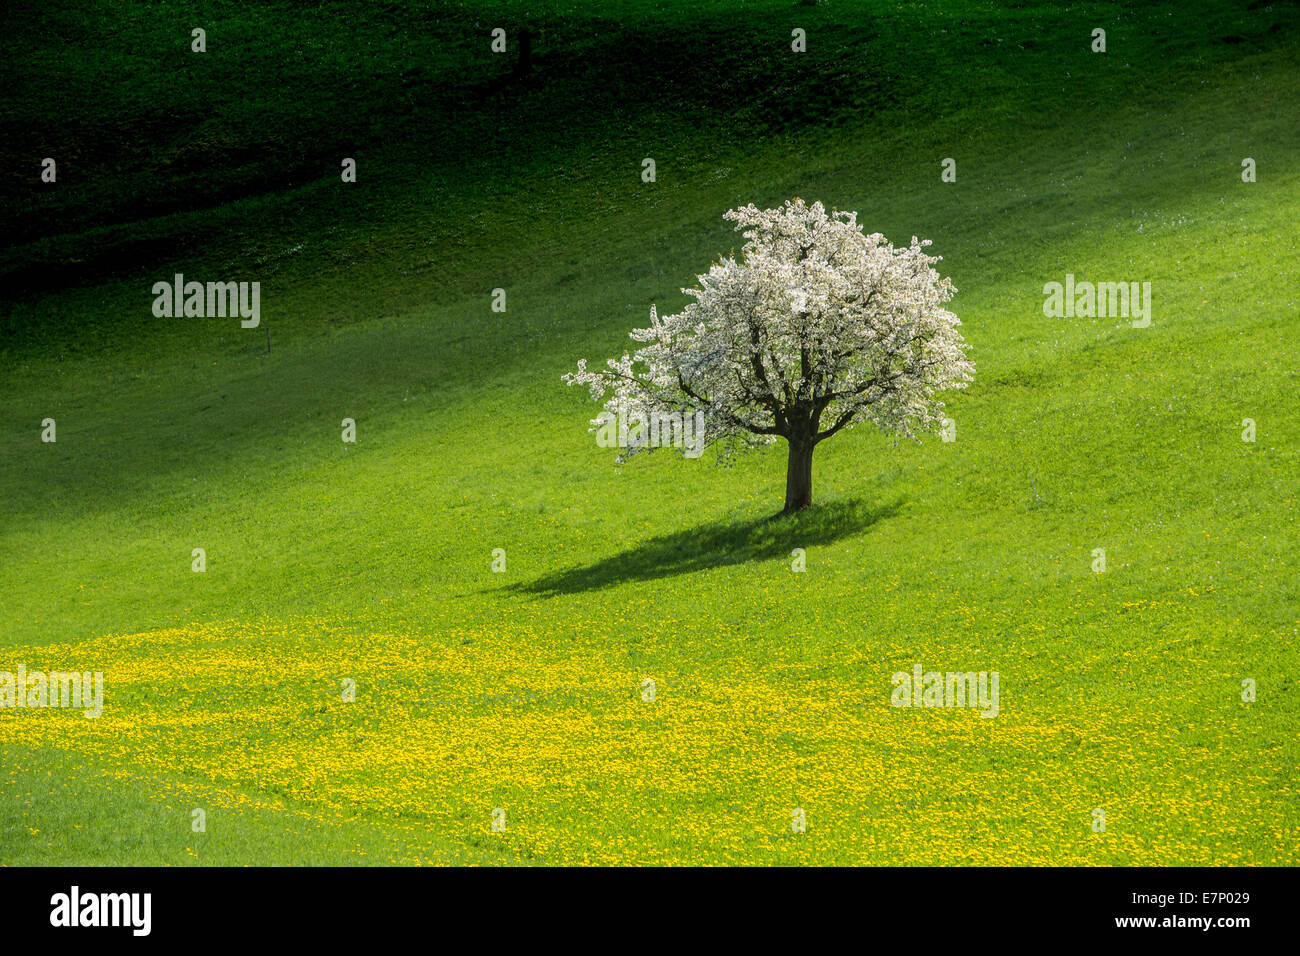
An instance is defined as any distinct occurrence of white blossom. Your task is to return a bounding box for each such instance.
[565,198,974,511]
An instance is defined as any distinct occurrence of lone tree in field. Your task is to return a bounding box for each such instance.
[565,199,974,514]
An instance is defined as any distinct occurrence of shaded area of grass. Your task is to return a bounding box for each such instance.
[515,497,904,595]
[4,0,1294,310]
[1,1,898,266]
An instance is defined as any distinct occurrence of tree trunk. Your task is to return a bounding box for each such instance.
[783,436,815,514]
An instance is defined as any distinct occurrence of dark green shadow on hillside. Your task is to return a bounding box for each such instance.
[513,497,903,597]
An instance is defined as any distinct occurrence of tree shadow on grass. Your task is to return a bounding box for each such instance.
[513,496,904,598]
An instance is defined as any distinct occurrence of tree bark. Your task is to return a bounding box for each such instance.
[783,435,815,514]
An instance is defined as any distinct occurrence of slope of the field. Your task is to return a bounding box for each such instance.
[2,0,1297,864]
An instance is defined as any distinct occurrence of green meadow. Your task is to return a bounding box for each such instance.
[1,0,1297,864]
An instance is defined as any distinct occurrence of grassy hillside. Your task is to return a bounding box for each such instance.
[2,0,1297,864]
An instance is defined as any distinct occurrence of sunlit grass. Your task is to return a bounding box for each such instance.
[1,0,1297,865]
